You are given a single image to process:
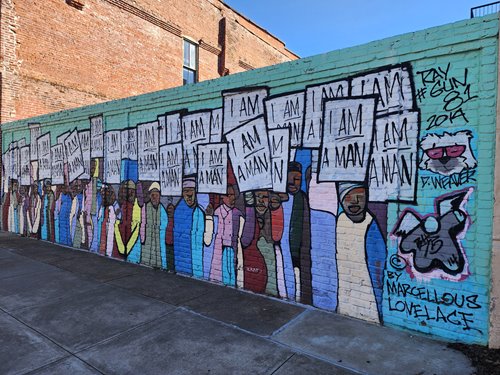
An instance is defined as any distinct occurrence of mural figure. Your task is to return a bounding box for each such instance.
[173,176,208,277]
[281,162,312,304]
[98,183,120,257]
[336,182,386,323]
[55,183,73,246]
[19,185,28,237]
[70,179,86,248]
[40,179,55,242]
[3,179,20,233]
[241,190,283,296]
[269,191,286,297]
[140,182,167,268]
[27,183,41,239]
[307,165,339,311]
[166,202,175,271]
[114,180,141,262]
[393,188,471,276]
[209,184,245,286]
[84,159,103,252]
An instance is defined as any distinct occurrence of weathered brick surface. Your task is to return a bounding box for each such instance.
[0,0,297,123]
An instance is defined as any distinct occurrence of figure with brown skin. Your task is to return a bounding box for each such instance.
[41,179,55,242]
[240,190,284,296]
[4,179,21,233]
[140,182,168,269]
[280,161,312,304]
[98,184,120,257]
[165,202,175,271]
[19,185,28,237]
[84,158,103,252]
[336,182,386,323]
[27,183,42,239]
[173,176,209,277]
[55,183,72,246]
[69,179,87,248]
[209,184,245,287]
[114,180,142,262]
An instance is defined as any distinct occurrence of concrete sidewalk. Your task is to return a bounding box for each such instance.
[0,233,474,375]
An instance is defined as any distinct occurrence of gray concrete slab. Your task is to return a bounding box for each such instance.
[272,310,474,375]
[12,244,92,264]
[0,234,97,263]
[50,254,147,282]
[0,247,17,258]
[0,253,59,279]
[0,268,101,312]
[28,356,102,375]
[273,354,358,375]
[106,271,211,305]
[181,285,305,336]
[0,311,67,375]
[12,284,176,352]
[79,309,294,375]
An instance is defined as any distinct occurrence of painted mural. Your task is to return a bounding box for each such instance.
[1,61,485,342]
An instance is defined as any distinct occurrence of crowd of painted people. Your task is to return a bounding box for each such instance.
[2,158,386,323]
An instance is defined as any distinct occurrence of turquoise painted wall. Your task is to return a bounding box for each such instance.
[2,14,498,345]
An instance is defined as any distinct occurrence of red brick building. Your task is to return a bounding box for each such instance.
[0,0,298,123]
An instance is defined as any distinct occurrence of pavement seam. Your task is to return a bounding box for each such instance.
[20,355,106,375]
[265,337,369,375]
[71,308,180,355]
[270,308,312,337]
[6,284,113,315]
[102,272,214,307]
[268,353,295,375]
[176,306,366,375]
[0,307,106,375]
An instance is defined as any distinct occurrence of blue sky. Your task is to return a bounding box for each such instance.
[224,0,486,57]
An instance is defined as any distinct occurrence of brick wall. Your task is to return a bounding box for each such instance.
[0,0,297,123]
[1,14,498,347]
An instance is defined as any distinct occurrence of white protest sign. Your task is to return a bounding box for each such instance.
[29,123,41,161]
[158,115,167,146]
[350,64,415,116]
[159,142,183,196]
[51,144,65,185]
[166,111,183,144]
[57,132,70,162]
[90,115,104,158]
[226,116,272,192]
[78,130,91,179]
[318,97,376,182]
[104,131,121,184]
[223,87,268,135]
[20,146,31,186]
[368,111,420,202]
[137,121,159,181]
[37,133,52,180]
[210,108,223,142]
[268,128,290,193]
[303,80,348,148]
[64,130,84,182]
[121,128,137,161]
[181,111,210,175]
[197,143,228,194]
[265,92,304,147]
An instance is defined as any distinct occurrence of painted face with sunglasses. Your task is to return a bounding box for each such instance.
[419,131,477,177]
[424,145,466,162]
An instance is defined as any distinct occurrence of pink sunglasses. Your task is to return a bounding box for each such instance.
[424,145,466,160]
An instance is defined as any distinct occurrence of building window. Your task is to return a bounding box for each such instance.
[183,39,198,85]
